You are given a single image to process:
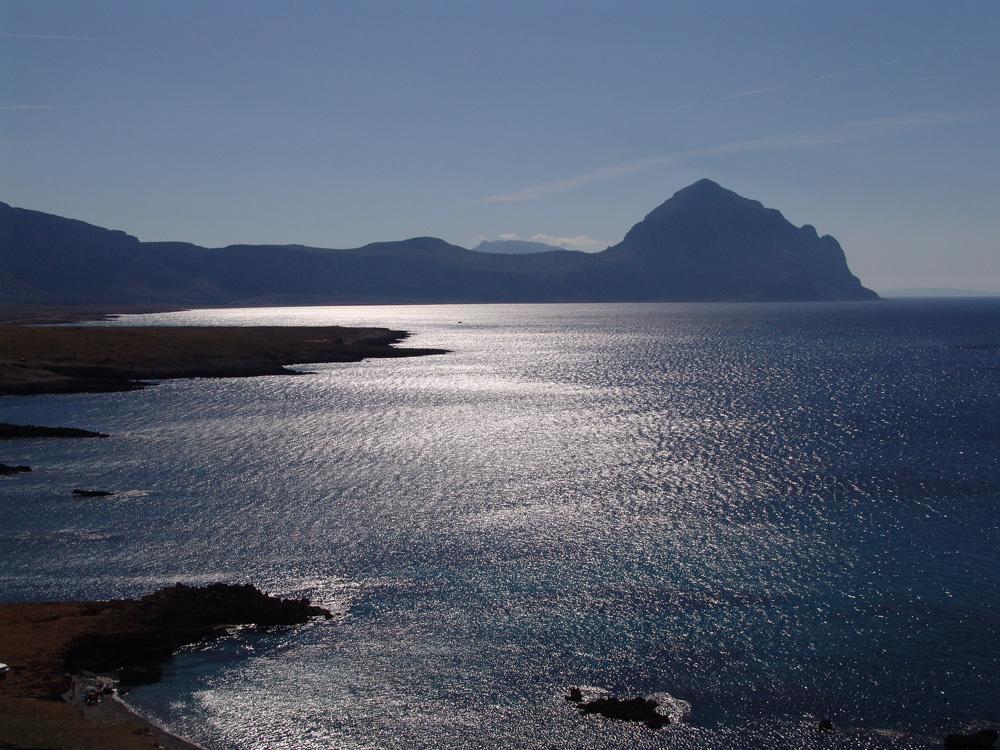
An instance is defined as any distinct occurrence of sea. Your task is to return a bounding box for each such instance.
[1,300,998,749]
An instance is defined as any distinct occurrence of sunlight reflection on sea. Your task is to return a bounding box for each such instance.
[2,301,998,749]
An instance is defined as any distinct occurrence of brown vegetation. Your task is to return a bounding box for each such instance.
[0,322,446,395]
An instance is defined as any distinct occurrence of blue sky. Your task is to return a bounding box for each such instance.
[2,1,998,291]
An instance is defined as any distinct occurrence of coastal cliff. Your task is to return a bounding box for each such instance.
[603,179,876,301]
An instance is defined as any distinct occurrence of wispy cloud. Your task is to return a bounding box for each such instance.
[813,59,902,82]
[483,112,977,203]
[0,104,87,111]
[720,85,787,100]
[667,59,903,116]
[0,32,92,40]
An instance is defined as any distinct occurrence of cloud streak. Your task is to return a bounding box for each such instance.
[666,58,902,114]
[720,85,787,100]
[813,59,902,82]
[0,104,88,112]
[483,112,976,203]
[0,32,92,40]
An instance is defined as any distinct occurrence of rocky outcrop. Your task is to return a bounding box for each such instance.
[0,463,31,475]
[945,729,999,749]
[577,696,671,728]
[0,423,108,439]
[71,489,114,498]
[63,583,332,685]
[566,687,673,729]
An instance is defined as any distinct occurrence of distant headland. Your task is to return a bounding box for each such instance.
[0,180,877,305]
[0,320,446,396]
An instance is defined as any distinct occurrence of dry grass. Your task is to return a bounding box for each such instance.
[0,322,445,395]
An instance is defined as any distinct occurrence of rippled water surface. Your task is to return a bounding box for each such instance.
[2,301,998,749]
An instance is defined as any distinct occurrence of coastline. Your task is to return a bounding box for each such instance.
[0,319,447,397]
[106,692,208,750]
[0,600,202,750]
[2,303,998,747]
[0,305,442,748]
[0,585,330,750]
[64,674,209,750]
[0,304,186,327]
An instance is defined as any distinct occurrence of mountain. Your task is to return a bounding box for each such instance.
[602,179,875,301]
[0,180,877,305]
[473,239,566,255]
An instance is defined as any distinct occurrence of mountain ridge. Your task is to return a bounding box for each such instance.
[0,181,878,305]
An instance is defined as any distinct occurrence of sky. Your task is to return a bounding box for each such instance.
[2,0,998,292]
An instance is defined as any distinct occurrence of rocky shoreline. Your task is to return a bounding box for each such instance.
[64,583,332,685]
[0,584,331,750]
[0,321,447,396]
[0,306,447,489]
[0,306,446,748]
[0,422,109,438]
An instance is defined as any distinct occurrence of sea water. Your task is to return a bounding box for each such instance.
[1,301,998,749]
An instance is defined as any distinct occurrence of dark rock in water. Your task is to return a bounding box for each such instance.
[818,718,834,732]
[944,729,999,749]
[0,423,108,439]
[565,686,583,703]
[575,695,671,729]
[72,489,114,498]
[64,583,333,685]
[0,463,31,475]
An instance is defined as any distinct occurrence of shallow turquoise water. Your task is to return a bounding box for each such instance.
[1,301,998,748]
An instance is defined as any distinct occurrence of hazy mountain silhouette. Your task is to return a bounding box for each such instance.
[0,180,877,305]
[601,179,875,301]
[473,239,568,255]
